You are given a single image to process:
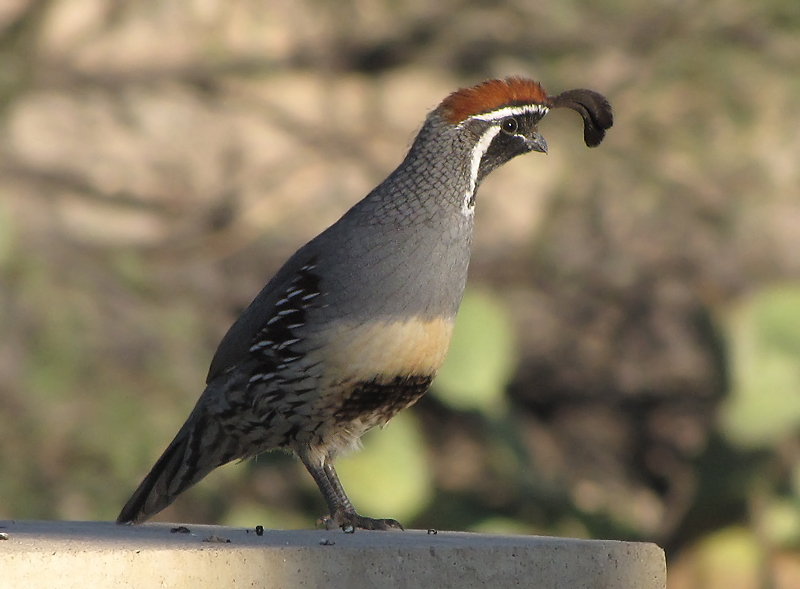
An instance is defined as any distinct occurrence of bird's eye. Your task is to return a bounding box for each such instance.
[500,117,518,134]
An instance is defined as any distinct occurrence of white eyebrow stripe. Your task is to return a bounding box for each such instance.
[470,104,549,122]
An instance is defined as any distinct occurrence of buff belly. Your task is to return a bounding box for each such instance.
[301,316,454,458]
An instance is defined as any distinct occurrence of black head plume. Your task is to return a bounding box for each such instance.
[549,89,613,147]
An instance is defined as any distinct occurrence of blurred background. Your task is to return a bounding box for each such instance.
[1,0,800,587]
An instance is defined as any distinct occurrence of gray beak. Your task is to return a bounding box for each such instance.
[526,131,548,154]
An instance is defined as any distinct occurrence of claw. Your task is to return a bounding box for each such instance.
[323,510,404,532]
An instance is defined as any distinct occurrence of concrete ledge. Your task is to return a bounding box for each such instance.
[0,520,665,588]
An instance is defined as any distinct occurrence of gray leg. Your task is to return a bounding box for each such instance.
[299,452,403,531]
[322,460,403,530]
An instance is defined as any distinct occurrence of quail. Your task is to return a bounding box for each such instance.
[117,77,613,531]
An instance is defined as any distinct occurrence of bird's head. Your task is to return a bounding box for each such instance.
[436,77,613,205]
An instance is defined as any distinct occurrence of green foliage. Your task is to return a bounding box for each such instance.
[470,516,537,536]
[762,498,800,547]
[719,284,800,448]
[433,289,516,416]
[694,527,763,589]
[335,411,433,523]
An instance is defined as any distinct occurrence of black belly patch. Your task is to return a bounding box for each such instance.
[336,374,433,423]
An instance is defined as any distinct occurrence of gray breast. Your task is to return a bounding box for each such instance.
[311,211,473,325]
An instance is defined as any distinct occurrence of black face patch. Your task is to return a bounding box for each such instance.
[477,113,543,184]
[336,374,433,423]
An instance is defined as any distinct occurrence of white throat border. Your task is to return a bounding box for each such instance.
[460,104,549,216]
[462,125,501,216]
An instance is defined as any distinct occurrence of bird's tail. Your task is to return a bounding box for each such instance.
[116,411,240,524]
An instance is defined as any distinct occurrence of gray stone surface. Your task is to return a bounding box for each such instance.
[0,520,665,588]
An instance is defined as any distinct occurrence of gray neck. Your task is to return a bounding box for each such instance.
[316,112,477,322]
[353,112,477,225]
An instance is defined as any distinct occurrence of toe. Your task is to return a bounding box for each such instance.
[336,512,404,531]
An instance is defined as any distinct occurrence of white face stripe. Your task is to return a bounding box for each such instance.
[462,125,502,216]
[470,104,549,122]
[459,103,549,216]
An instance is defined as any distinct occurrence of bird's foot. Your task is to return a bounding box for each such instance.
[320,511,404,532]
